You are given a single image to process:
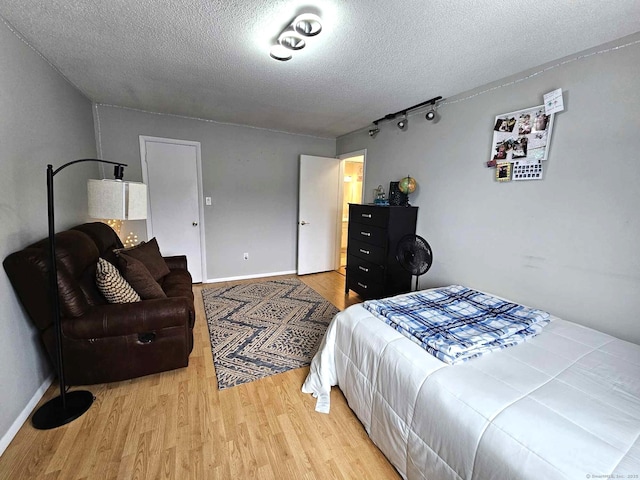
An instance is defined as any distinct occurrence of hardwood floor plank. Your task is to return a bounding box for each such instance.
[0,271,400,479]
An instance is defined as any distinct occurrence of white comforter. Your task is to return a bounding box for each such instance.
[302,299,640,480]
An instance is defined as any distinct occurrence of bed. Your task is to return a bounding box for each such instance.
[302,287,640,480]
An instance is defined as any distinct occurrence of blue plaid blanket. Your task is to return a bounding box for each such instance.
[363,285,550,365]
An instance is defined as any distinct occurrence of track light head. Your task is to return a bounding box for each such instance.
[397,114,408,130]
[368,127,380,138]
[426,101,439,122]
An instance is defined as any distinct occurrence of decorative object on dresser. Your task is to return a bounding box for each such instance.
[388,181,407,206]
[345,203,418,299]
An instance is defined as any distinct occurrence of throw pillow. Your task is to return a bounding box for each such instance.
[96,257,141,303]
[118,253,167,300]
[114,237,170,281]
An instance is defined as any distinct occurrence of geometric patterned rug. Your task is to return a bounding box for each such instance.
[202,277,339,390]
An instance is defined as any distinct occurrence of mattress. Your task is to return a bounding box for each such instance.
[302,291,640,480]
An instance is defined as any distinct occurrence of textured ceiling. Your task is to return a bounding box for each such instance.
[1,1,639,137]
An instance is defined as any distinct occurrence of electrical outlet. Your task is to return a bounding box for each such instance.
[243,252,249,260]
[205,196,212,206]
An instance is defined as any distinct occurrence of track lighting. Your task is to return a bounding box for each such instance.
[270,13,322,61]
[397,114,408,130]
[368,95,442,137]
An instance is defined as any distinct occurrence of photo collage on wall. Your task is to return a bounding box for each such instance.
[488,105,554,182]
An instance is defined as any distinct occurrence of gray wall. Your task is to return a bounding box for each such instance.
[95,106,336,280]
[338,33,640,344]
[0,21,97,444]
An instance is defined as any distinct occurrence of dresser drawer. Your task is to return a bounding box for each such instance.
[347,238,385,265]
[346,273,384,299]
[349,204,389,228]
[347,254,384,283]
[348,224,386,247]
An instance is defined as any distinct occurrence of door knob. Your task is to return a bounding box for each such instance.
[300,220,309,225]
[192,222,198,226]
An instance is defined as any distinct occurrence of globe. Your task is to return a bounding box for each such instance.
[398,176,417,195]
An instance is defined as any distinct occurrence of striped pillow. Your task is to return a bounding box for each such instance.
[96,257,141,303]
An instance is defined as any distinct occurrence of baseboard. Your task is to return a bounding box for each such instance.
[205,270,297,284]
[0,374,54,457]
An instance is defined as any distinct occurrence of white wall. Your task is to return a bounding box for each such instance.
[338,33,640,344]
[0,19,97,450]
[94,106,336,280]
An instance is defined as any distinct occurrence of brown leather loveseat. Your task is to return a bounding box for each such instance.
[3,222,195,385]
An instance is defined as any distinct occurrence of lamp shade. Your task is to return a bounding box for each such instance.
[87,179,147,220]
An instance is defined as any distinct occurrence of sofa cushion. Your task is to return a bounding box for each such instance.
[161,269,194,302]
[117,254,167,300]
[72,222,123,265]
[96,258,141,303]
[115,238,170,281]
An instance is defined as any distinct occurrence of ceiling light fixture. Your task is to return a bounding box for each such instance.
[425,100,439,121]
[425,108,436,121]
[278,30,306,50]
[368,95,442,137]
[397,113,408,130]
[270,13,322,62]
[270,44,293,61]
[293,13,323,37]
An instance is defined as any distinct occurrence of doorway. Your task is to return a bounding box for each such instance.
[139,136,206,283]
[338,151,365,274]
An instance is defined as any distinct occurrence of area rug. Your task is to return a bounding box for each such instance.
[202,277,339,390]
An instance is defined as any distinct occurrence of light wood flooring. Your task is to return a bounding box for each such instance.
[0,271,400,479]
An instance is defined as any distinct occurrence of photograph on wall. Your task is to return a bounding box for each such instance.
[496,162,512,182]
[490,105,554,164]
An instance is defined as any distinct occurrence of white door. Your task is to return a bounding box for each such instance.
[297,155,341,275]
[139,136,206,282]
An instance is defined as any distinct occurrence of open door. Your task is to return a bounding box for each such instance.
[297,155,341,275]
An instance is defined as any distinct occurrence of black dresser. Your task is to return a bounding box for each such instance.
[345,204,418,299]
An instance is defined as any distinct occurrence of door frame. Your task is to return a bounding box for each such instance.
[139,135,207,281]
[336,149,367,269]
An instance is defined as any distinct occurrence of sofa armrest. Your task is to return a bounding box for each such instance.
[163,255,187,271]
[62,297,193,339]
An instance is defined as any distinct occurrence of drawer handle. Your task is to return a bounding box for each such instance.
[360,231,371,237]
[358,266,369,272]
[357,282,368,289]
[361,213,372,218]
[359,248,370,255]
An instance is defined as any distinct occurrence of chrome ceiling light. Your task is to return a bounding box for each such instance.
[293,13,323,37]
[270,44,293,61]
[278,29,306,50]
[270,13,322,62]
[369,123,380,137]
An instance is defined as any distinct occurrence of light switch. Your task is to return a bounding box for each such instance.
[205,197,212,206]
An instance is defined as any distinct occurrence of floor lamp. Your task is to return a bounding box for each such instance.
[32,159,147,430]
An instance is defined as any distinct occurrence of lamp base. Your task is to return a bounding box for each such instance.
[31,390,94,430]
